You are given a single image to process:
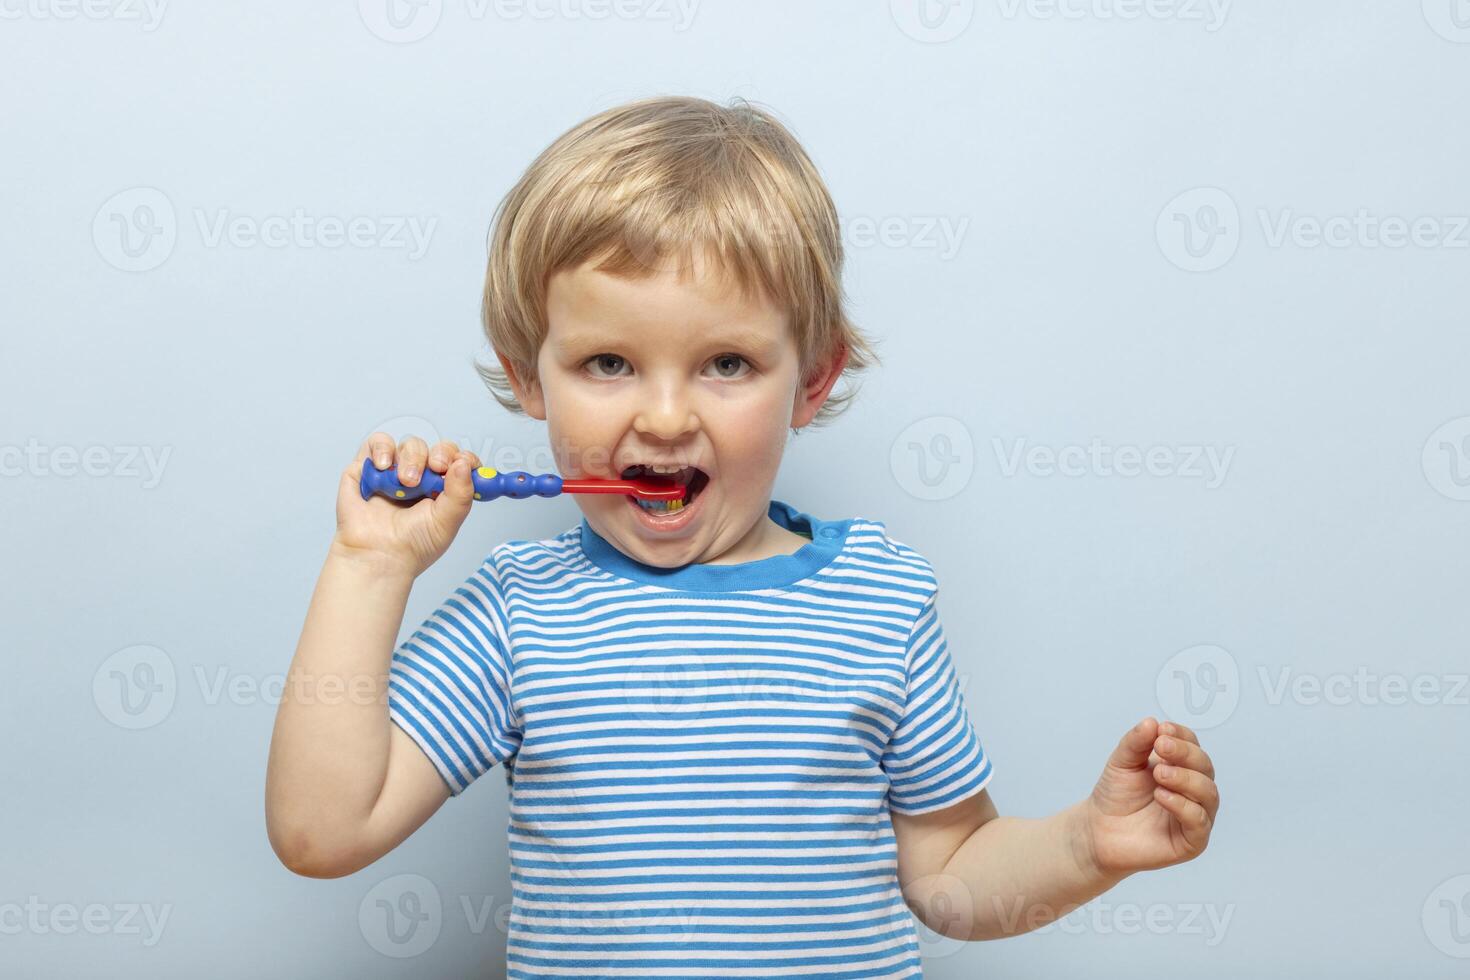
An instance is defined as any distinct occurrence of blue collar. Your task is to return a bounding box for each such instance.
[577,500,853,593]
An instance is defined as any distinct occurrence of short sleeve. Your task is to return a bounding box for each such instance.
[880,592,994,816]
[387,559,522,797]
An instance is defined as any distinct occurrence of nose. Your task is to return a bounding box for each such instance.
[632,378,700,443]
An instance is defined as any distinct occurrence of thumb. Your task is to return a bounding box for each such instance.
[432,456,476,528]
[1105,717,1159,774]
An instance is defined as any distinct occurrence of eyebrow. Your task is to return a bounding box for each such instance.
[556,329,781,357]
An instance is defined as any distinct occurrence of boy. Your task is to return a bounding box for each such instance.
[265,95,1219,978]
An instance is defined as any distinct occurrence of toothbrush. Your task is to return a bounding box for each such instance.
[358,456,687,504]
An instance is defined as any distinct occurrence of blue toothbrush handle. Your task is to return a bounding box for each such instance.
[359,457,564,503]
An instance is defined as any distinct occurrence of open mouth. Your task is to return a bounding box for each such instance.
[620,464,711,510]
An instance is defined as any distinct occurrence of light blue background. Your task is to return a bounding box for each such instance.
[3,1,1468,976]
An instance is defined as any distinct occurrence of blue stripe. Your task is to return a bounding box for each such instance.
[512,909,914,936]
[508,960,923,980]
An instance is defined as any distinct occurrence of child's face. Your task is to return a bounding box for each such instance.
[507,249,839,568]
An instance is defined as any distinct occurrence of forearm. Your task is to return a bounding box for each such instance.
[264,544,415,866]
[915,801,1123,941]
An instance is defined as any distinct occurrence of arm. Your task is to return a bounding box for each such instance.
[893,789,1116,941]
[264,547,450,878]
[892,717,1219,941]
[264,434,481,878]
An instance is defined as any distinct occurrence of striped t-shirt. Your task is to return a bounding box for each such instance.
[387,499,994,979]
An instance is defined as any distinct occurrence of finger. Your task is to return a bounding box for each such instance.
[341,454,368,491]
[397,436,430,487]
[1106,717,1160,773]
[1159,720,1200,747]
[432,456,475,525]
[453,447,483,470]
[427,440,462,473]
[362,431,396,471]
[1153,764,1220,821]
[1153,784,1212,855]
[1154,734,1215,781]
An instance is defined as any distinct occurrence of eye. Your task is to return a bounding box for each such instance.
[581,353,754,380]
[706,353,752,379]
[583,353,630,379]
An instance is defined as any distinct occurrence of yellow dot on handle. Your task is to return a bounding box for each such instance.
[474,493,482,500]
[394,490,405,498]
[476,466,498,479]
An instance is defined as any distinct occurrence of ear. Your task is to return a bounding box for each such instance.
[498,351,547,420]
[790,342,849,430]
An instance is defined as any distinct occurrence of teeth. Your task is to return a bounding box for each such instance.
[624,463,698,483]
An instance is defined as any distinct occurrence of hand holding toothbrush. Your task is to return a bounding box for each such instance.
[330,433,485,579]
[334,431,686,579]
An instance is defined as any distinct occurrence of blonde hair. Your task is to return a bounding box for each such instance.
[475,94,880,428]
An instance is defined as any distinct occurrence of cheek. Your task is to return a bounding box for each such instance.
[707,389,792,460]
[543,380,627,476]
